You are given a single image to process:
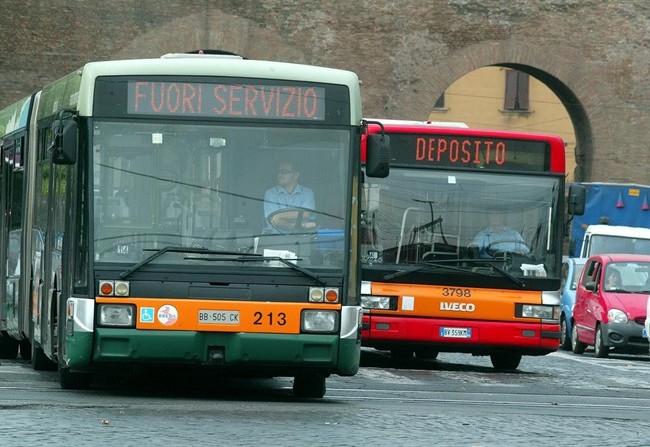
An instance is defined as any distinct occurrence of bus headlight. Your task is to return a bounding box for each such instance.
[301,310,339,333]
[516,304,559,320]
[607,308,628,324]
[360,295,397,310]
[98,304,135,327]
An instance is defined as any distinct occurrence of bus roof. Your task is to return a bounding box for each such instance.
[364,117,564,142]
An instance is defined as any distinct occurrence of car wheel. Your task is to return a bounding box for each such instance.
[559,316,572,350]
[571,322,586,354]
[594,325,609,358]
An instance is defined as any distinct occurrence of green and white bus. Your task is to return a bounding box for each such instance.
[0,53,379,397]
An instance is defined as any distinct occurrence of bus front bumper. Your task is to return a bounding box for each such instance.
[362,314,560,354]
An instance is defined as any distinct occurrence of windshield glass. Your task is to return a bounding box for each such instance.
[590,235,650,256]
[361,168,562,277]
[605,261,650,292]
[93,121,350,270]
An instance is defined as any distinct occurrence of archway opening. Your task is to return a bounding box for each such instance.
[427,65,591,182]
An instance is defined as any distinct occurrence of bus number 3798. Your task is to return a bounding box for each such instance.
[441,288,472,298]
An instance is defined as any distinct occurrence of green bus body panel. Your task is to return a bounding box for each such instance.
[337,336,361,376]
[80,329,354,371]
[0,95,31,135]
[64,331,94,368]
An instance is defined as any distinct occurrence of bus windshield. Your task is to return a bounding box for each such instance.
[93,120,350,270]
[361,168,562,277]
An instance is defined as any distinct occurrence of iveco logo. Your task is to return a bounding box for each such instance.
[440,302,476,312]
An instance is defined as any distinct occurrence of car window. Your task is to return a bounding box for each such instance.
[581,260,599,287]
[570,261,585,290]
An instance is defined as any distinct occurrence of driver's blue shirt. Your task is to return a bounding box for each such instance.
[470,226,529,258]
[263,184,315,233]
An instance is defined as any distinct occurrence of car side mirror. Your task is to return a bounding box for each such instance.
[585,281,596,292]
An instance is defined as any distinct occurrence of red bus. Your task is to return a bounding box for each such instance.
[360,119,584,369]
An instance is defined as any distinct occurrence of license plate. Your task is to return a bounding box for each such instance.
[198,310,240,325]
[439,327,472,338]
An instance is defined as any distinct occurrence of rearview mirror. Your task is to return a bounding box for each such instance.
[51,118,78,165]
[365,134,390,178]
[567,184,586,216]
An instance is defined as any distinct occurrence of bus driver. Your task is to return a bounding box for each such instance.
[468,212,529,258]
[263,162,316,233]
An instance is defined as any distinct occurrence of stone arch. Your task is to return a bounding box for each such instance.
[389,41,609,182]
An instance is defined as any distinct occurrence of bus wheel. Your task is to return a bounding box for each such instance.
[32,342,57,371]
[594,325,609,358]
[0,334,19,359]
[60,367,93,390]
[490,353,521,370]
[559,316,572,350]
[571,323,586,355]
[390,348,414,360]
[293,374,326,398]
[415,347,439,360]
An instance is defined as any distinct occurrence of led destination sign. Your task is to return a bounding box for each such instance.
[389,133,550,172]
[127,81,326,120]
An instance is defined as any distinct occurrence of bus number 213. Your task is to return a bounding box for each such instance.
[253,311,287,326]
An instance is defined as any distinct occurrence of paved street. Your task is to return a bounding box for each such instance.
[2,348,650,446]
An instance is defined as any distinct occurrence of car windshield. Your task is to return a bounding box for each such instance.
[590,235,650,256]
[361,168,562,278]
[604,261,650,292]
[92,121,351,270]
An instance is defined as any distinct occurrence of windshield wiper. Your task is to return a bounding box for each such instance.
[383,261,488,281]
[119,246,261,279]
[483,261,525,287]
[383,258,525,287]
[199,255,326,286]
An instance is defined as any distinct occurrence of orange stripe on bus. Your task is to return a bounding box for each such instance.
[96,297,341,333]
[369,282,542,321]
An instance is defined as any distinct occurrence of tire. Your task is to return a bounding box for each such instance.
[415,347,439,360]
[571,322,586,354]
[559,316,572,350]
[60,367,93,390]
[32,341,57,371]
[19,339,32,360]
[594,325,609,358]
[390,347,414,360]
[490,352,521,370]
[293,374,326,398]
[0,334,19,359]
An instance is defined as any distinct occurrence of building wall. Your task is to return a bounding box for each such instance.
[1,0,649,184]
[429,67,577,181]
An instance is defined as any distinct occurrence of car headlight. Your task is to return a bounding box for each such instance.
[98,304,135,327]
[360,295,397,310]
[301,310,339,333]
[516,304,559,320]
[607,308,628,324]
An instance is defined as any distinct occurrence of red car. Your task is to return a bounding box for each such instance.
[572,253,650,357]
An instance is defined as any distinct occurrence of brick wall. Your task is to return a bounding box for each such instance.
[1,0,648,183]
